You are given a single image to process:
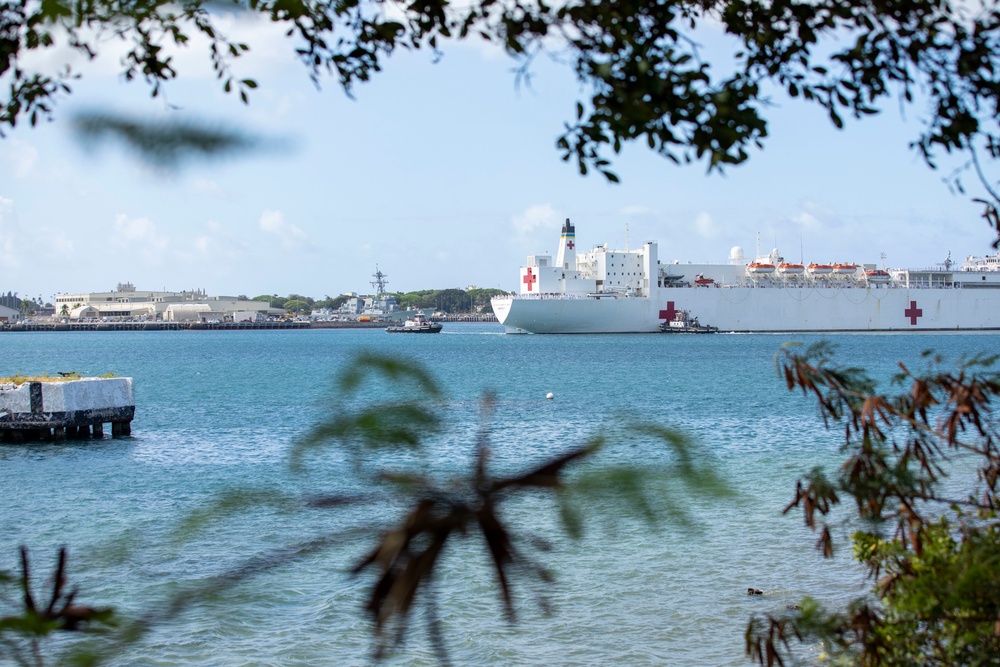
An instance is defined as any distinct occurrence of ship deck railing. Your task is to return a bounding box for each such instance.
[498,281,975,299]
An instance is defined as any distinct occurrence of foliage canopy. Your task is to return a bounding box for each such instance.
[2,0,999,225]
[747,343,1000,666]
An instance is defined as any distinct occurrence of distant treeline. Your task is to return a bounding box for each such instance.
[248,288,509,315]
[1,292,47,314]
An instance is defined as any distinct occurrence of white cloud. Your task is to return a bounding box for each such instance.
[790,210,820,229]
[43,231,76,260]
[694,211,720,239]
[191,220,246,260]
[192,178,225,196]
[15,10,290,82]
[0,197,23,269]
[5,139,39,178]
[271,91,303,119]
[258,209,313,252]
[113,214,169,263]
[115,214,159,243]
[258,209,283,234]
[620,204,654,216]
[511,203,561,238]
[790,200,837,230]
[0,198,77,269]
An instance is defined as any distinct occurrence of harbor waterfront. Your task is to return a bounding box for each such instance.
[0,316,496,333]
[2,327,996,665]
[0,320,313,332]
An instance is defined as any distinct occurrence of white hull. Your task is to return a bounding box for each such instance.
[494,285,1000,334]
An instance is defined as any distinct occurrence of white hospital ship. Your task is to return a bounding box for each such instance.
[491,219,1000,333]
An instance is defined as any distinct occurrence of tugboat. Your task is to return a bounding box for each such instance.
[659,310,719,334]
[385,313,443,334]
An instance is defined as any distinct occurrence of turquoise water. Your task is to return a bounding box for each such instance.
[2,327,997,666]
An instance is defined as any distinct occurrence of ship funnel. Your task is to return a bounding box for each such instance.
[556,217,577,271]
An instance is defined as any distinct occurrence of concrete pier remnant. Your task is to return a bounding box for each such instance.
[0,377,134,442]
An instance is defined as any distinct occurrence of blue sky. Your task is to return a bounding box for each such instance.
[1,12,995,303]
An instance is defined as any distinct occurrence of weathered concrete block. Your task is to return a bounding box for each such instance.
[39,377,133,413]
[0,377,134,439]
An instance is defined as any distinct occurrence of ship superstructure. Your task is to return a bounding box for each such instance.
[336,266,433,322]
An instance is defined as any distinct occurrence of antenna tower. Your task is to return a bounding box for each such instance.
[371,266,389,297]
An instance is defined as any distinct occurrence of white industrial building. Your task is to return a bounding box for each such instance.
[53,283,284,322]
[0,304,21,322]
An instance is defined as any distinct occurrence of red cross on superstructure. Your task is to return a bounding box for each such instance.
[659,301,677,321]
[904,300,923,325]
[522,267,537,292]
[566,240,575,249]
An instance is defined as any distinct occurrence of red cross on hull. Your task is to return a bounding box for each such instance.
[904,300,923,325]
[659,301,678,321]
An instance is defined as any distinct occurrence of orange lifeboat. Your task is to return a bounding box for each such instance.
[865,269,891,283]
[694,274,715,286]
[833,263,857,275]
[747,262,776,275]
[807,263,834,275]
[777,263,805,275]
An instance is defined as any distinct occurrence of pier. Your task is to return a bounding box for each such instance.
[1,318,495,333]
[0,320,312,332]
[0,377,135,442]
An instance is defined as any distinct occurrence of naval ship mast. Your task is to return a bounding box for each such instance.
[371,266,389,298]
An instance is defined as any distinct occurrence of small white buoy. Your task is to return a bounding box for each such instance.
[546,392,554,400]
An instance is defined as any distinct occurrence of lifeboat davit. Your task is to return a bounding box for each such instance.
[807,263,834,275]
[865,269,892,283]
[834,263,858,275]
[777,263,805,275]
[747,262,776,275]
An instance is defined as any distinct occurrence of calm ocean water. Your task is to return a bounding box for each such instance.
[2,327,997,666]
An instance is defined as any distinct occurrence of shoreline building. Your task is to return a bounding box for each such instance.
[53,283,285,322]
[0,304,21,323]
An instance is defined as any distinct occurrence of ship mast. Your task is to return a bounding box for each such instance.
[556,218,577,271]
[371,266,389,297]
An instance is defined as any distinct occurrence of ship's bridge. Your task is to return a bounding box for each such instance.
[519,241,658,296]
[891,252,1000,289]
